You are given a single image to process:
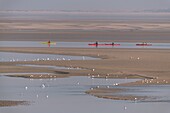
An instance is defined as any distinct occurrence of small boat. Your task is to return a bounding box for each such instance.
[88,43,120,46]
[41,42,56,45]
[136,43,152,46]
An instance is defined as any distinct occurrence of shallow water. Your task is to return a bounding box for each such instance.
[0,76,170,113]
[120,85,170,103]
[0,76,135,113]
[1,12,170,22]
[0,73,53,76]
[18,64,85,70]
[0,52,98,62]
[0,41,170,49]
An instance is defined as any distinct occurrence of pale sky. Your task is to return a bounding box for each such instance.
[0,0,170,11]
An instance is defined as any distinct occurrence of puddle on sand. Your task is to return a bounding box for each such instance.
[0,73,53,76]
[0,76,170,113]
[17,64,85,70]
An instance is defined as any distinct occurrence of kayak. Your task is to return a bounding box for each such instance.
[41,42,56,45]
[136,44,152,46]
[88,44,120,46]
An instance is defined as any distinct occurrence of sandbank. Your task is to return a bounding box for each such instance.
[1,20,170,42]
[0,100,28,107]
[1,47,170,83]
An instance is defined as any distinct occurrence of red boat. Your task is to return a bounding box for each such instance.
[136,43,152,46]
[88,43,120,46]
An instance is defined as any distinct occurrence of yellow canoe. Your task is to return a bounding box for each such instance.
[41,42,57,45]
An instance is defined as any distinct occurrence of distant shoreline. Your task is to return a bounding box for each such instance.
[1,10,170,14]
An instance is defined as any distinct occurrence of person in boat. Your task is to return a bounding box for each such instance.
[142,42,147,44]
[95,41,98,45]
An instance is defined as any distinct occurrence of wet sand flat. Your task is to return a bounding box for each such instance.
[1,21,170,42]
